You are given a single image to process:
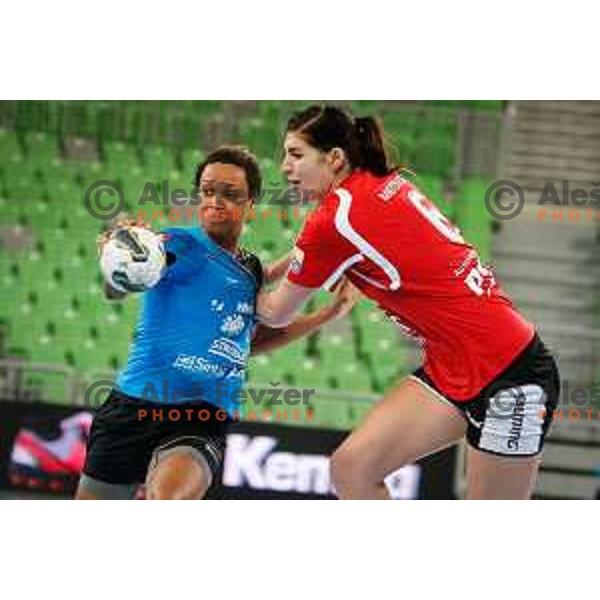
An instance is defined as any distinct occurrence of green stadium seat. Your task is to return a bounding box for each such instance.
[24,131,59,165]
[309,394,353,430]
[238,114,281,161]
[352,302,407,392]
[413,174,455,220]
[0,130,23,164]
[63,160,104,192]
[319,333,372,393]
[455,178,494,262]
[143,145,175,179]
[181,147,205,173]
[103,142,142,176]
[3,170,33,202]
[247,353,276,387]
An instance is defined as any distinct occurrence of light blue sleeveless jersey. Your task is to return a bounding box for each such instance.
[116,227,260,416]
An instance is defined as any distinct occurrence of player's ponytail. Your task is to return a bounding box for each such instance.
[352,116,390,177]
[286,104,394,177]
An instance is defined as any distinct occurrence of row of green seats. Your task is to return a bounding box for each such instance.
[3,99,466,181]
[383,110,457,180]
[454,178,493,262]
[5,101,226,148]
[1,247,137,374]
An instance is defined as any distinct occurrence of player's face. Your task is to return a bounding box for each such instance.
[281,133,336,202]
[198,162,252,248]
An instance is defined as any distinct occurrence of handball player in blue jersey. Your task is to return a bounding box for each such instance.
[75,146,356,500]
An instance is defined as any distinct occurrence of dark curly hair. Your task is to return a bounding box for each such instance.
[193,145,262,199]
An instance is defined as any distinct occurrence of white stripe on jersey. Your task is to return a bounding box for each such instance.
[334,189,401,291]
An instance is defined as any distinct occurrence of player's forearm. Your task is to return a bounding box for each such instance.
[263,252,293,285]
[256,291,295,328]
[251,306,336,355]
[256,279,315,328]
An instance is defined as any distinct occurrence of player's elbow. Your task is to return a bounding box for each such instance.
[257,297,294,328]
[257,284,309,328]
[258,309,294,329]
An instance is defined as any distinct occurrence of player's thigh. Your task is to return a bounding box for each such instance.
[465,447,541,499]
[331,376,467,483]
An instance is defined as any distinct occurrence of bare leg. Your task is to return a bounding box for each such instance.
[465,448,541,499]
[330,377,467,499]
[74,487,98,500]
[145,449,212,500]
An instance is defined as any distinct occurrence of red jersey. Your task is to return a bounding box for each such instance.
[287,170,534,401]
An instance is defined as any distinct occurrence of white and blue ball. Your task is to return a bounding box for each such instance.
[100,226,166,293]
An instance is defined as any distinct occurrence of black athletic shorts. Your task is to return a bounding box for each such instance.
[412,332,560,457]
[81,388,232,492]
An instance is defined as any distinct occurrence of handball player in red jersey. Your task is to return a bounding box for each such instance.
[257,105,560,499]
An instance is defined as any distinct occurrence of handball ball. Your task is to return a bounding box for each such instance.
[100,226,166,293]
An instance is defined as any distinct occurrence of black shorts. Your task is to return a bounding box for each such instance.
[81,389,231,495]
[412,333,560,457]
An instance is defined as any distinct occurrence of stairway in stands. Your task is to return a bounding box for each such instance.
[493,100,600,498]
[494,101,600,382]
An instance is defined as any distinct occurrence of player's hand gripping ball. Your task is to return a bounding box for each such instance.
[100,226,166,292]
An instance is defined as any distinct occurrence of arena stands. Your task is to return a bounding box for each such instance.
[0,101,499,431]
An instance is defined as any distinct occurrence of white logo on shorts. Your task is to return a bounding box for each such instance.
[479,384,546,455]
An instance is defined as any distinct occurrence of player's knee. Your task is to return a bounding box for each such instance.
[330,447,368,496]
[147,481,201,500]
[146,452,209,500]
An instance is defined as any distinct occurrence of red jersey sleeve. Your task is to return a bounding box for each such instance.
[286,201,358,290]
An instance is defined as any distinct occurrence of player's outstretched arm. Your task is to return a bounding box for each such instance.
[251,279,358,355]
